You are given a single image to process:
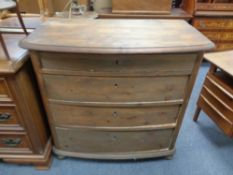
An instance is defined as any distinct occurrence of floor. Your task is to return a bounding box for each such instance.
[0,63,232,175]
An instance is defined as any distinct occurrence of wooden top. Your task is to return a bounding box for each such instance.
[0,0,16,10]
[0,34,28,74]
[205,51,233,77]
[20,19,215,54]
[98,8,192,20]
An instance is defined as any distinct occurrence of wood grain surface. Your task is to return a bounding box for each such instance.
[20,19,215,54]
[205,51,233,77]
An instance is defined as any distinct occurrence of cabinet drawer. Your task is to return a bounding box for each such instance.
[49,103,180,127]
[40,53,196,76]
[0,132,32,153]
[0,105,23,128]
[193,18,233,30]
[44,75,189,102]
[0,78,13,101]
[112,0,172,14]
[204,73,233,108]
[198,96,233,137]
[201,87,233,121]
[201,31,233,42]
[215,43,233,51]
[196,3,233,11]
[55,127,173,153]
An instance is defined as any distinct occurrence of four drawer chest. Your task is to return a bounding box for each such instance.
[20,19,215,160]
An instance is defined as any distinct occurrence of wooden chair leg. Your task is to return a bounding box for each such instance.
[15,1,28,35]
[193,106,201,122]
[0,33,10,59]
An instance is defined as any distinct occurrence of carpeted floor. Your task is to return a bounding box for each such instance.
[0,63,232,175]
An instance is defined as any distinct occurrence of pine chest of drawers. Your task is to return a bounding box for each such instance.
[20,19,214,159]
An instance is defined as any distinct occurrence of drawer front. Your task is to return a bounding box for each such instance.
[0,78,13,101]
[215,43,233,51]
[205,74,233,107]
[44,75,189,102]
[40,53,197,76]
[55,127,173,153]
[196,3,233,11]
[112,0,172,14]
[0,105,23,127]
[0,132,32,151]
[201,87,233,121]
[49,103,180,127]
[193,18,233,30]
[201,31,233,42]
[198,96,233,137]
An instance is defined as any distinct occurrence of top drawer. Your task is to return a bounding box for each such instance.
[0,78,13,102]
[39,53,197,76]
[193,18,233,30]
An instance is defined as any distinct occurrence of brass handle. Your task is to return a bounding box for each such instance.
[2,138,21,147]
[0,113,11,121]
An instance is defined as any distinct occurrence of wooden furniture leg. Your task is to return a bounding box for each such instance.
[15,1,28,35]
[193,106,201,122]
[0,33,10,59]
[34,155,53,170]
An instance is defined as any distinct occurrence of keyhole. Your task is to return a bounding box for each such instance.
[115,59,119,65]
[112,135,117,141]
[114,83,118,88]
[113,111,118,117]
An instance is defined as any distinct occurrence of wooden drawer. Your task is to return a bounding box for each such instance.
[201,31,233,42]
[201,87,233,121]
[198,96,233,137]
[215,43,233,51]
[40,53,197,76]
[112,0,172,14]
[0,132,32,153]
[193,18,233,30]
[205,73,233,108]
[0,104,23,128]
[55,127,173,153]
[196,3,233,11]
[0,78,13,101]
[44,75,189,102]
[49,103,180,127]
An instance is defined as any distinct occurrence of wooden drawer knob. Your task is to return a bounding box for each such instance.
[0,113,11,121]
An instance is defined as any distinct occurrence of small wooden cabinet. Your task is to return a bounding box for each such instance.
[0,34,51,169]
[20,19,214,160]
[182,0,233,51]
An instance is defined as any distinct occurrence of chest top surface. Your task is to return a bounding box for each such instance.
[205,51,233,77]
[20,19,215,54]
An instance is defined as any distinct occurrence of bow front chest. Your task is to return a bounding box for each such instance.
[20,19,214,159]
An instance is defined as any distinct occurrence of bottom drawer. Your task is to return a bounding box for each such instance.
[55,127,173,153]
[198,96,233,137]
[0,132,32,154]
